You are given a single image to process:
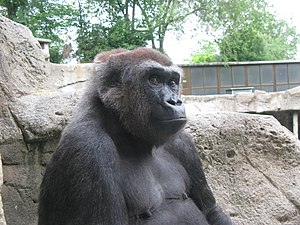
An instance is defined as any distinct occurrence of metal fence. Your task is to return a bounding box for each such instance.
[180,60,300,95]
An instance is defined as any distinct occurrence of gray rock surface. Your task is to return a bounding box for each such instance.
[182,89,300,141]
[182,86,300,113]
[186,111,300,225]
[0,15,50,225]
[1,15,300,225]
[0,16,90,225]
[0,16,50,98]
[0,155,6,225]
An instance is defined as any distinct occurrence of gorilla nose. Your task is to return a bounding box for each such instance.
[166,98,182,106]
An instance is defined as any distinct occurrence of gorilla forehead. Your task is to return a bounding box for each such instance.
[94,59,183,85]
[135,61,183,77]
[118,63,182,88]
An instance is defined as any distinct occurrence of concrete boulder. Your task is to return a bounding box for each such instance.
[186,109,300,225]
[0,15,50,225]
[0,15,89,225]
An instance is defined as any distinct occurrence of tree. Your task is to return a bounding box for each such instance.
[0,0,27,19]
[75,0,203,62]
[75,0,150,62]
[192,0,300,62]
[2,0,203,63]
[134,0,200,51]
[190,41,220,63]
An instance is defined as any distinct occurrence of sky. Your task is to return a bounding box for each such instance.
[164,0,300,64]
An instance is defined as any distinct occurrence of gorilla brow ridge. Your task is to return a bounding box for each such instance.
[94,48,173,66]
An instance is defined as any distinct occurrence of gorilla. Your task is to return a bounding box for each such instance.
[38,48,234,225]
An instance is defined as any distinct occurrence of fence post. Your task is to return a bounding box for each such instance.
[293,111,299,139]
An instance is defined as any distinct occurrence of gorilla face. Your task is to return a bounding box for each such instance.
[94,48,187,145]
[144,66,187,140]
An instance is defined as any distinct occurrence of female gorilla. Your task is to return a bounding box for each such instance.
[38,48,234,225]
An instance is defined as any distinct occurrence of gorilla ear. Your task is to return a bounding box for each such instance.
[94,49,134,86]
[94,49,127,112]
[94,49,128,87]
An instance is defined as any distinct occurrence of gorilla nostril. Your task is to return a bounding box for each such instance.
[167,98,182,106]
[167,98,176,106]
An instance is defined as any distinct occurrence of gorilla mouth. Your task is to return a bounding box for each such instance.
[162,116,186,121]
[160,117,186,122]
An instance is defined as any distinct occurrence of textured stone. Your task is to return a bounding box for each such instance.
[0,156,7,225]
[1,185,36,225]
[0,140,30,166]
[9,92,80,142]
[186,111,300,225]
[0,16,50,98]
[182,86,300,113]
[0,15,51,225]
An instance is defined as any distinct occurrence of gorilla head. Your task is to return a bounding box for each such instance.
[92,48,187,145]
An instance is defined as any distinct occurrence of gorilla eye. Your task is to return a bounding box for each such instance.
[149,76,160,85]
[169,80,177,88]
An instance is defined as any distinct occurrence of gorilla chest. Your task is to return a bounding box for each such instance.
[119,149,190,218]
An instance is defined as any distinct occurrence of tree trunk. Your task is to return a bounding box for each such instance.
[131,0,136,31]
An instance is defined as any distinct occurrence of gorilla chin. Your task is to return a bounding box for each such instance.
[150,117,187,146]
[157,117,187,135]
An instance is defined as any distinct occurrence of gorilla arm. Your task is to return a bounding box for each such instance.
[164,132,234,225]
[38,121,129,225]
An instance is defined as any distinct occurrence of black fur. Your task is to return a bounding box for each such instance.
[38,48,234,225]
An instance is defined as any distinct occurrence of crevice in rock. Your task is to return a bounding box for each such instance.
[15,189,26,203]
[244,153,300,212]
[7,184,36,204]
[194,104,202,113]
[57,80,87,89]
[7,107,30,151]
[262,173,300,211]
[4,182,29,191]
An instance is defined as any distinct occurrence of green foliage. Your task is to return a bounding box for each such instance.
[76,23,148,63]
[190,41,220,63]
[190,53,215,63]
[75,1,150,62]
[0,0,27,19]
[49,41,64,63]
[134,0,199,51]
[75,0,200,62]
[193,0,300,62]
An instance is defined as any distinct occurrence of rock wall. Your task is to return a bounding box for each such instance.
[1,16,300,225]
[0,155,7,225]
[0,15,49,225]
[185,110,300,225]
[0,16,91,225]
[182,87,300,113]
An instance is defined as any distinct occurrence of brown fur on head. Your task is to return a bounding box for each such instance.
[94,48,172,66]
[94,49,129,63]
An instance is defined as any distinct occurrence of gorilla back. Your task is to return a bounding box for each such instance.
[38,48,234,225]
